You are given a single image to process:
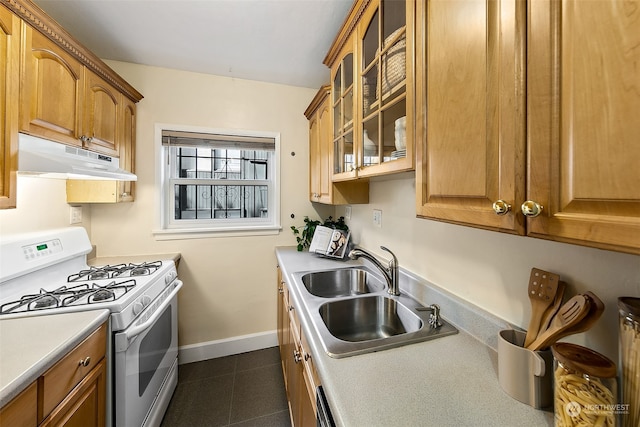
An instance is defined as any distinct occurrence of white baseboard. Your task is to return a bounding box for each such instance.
[178,330,278,364]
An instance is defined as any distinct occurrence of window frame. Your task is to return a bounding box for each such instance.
[153,124,281,239]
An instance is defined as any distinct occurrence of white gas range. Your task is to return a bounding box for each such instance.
[0,227,182,427]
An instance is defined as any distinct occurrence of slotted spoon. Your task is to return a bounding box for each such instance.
[527,294,591,351]
[523,268,560,347]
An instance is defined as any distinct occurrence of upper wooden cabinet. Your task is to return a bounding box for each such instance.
[329,36,357,180]
[325,0,415,182]
[356,0,414,178]
[415,0,526,234]
[21,26,128,157]
[526,0,640,254]
[20,25,85,148]
[83,70,121,156]
[0,0,143,209]
[0,3,20,209]
[305,85,368,205]
[415,0,640,254]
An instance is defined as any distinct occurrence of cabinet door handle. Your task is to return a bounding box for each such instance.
[278,287,284,294]
[521,201,544,217]
[78,356,91,367]
[304,352,311,362]
[492,200,511,215]
[293,349,302,363]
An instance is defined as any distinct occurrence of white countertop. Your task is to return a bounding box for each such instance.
[0,309,110,406]
[275,247,554,427]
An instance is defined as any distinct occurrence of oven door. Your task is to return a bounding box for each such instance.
[113,279,182,427]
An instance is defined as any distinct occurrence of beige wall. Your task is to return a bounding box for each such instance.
[90,61,332,346]
[345,173,640,360]
[0,176,91,236]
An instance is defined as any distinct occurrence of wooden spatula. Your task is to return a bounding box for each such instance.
[538,281,566,336]
[527,294,591,351]
[523,268,560,347]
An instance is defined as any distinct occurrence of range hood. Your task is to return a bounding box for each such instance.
[18,133,137,181]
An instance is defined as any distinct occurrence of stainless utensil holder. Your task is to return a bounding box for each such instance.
[498,329,553,409]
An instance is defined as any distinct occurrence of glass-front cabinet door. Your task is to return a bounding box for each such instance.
[357,0,414,177]
[331,39,356,180]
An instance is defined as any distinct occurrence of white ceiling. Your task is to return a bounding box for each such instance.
[32,0,354,89]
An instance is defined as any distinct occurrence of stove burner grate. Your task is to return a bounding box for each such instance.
[67,261,162,282]
[0,279,137,315]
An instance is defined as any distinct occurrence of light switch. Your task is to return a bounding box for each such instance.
[70,206,83,224]
[373,209,382,227]
[345,206,352,219]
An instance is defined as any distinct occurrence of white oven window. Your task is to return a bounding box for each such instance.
[139,305,172,396]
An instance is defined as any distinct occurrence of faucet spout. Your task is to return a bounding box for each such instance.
[348,246,400,296]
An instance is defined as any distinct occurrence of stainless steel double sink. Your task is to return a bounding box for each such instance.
[291,266,458,358]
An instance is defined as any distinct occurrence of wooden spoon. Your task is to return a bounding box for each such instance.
[556,291,604,336]
[523,268,560,347]
[527,294,591,351]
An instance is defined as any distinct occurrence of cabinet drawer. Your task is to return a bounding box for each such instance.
[38,323,107,421]
[0,381,37,427]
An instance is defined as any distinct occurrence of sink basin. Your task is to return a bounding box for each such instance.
[301,268,384,298]
[319,296,422,342]
[291,266,458,358]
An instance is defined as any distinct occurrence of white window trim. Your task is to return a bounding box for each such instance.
[152,123,281,240]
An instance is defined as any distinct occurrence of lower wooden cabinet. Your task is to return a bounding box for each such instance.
[0,322,107,427]
[0,382,37,427]
[277,266,318,426]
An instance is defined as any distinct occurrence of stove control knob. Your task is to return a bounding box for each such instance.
[142,295,152,306]
[165,272,176,284]
[133,301,144,316]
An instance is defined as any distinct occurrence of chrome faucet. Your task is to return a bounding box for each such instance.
[349,246,400,296]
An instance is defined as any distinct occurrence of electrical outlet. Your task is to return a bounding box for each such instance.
[344,206,352,220]
[70,206,83,224]
[373,209,382,227]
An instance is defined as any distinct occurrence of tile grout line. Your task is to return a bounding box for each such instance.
[227,355,238,426]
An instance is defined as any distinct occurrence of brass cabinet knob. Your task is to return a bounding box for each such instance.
[492,200,511,215]
[521,200,544,217]
[78,356,91,367]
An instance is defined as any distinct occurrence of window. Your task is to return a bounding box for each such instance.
[156,126,280,237]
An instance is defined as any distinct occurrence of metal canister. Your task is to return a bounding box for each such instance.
[551,343,617,427]
[619,297,640,427]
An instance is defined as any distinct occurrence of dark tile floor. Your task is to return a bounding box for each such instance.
[161,347,292,427]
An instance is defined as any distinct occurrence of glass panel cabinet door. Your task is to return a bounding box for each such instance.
[332,50,356,177]
[357,0,412,176]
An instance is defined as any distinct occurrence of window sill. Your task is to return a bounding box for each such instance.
[152,225,282,241]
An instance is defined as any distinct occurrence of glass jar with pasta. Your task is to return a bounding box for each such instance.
[551,343,617,427]
[619,297,640,427]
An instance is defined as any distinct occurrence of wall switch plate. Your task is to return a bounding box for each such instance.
[344,206,352,220]
[70,206,83,224]
[373,209,382,227]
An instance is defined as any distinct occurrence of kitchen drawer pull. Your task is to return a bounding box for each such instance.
[304,353,311,362]
[293,349,302,363]
[78,356,91,367]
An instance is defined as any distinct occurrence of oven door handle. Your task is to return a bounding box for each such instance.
[115,280,183,352]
